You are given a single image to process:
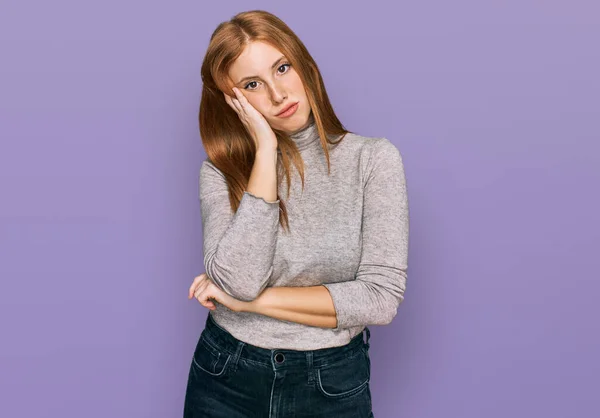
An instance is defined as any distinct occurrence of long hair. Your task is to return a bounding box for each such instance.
[199,9,350,232]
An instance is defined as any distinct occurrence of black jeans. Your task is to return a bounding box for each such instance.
[183,313,374,417]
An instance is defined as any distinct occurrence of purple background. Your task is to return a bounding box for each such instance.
[1,1,599,417]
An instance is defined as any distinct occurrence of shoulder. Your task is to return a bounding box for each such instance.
[341,132,402,157]
[199,158,228,197]
[354,136,405,190]
[335,133,404,187]
[371,137,403,168]
[344,133,403,171]
[200,158,226,180]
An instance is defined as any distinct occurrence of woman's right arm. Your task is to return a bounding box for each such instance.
[200,87,280,302]
[199,154,280,302]
[247,148,279,204]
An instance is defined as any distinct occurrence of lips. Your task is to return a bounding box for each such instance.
[277,102,299,116]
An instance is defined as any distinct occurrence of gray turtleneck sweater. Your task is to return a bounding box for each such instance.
[198,119,409,350]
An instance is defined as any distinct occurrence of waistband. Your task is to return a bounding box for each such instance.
[201,313,371,370]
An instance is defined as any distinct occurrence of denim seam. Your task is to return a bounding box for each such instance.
[192,352,231,377]
[316,369,369,398]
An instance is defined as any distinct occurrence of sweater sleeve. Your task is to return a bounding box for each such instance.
[199,160,280,302]
[322,138,409,330]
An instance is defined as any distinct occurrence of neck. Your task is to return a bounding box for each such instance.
[289,113,319,151]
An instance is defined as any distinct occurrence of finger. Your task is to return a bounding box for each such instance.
[232,86,243,100]
[194,279,211,300]
[188,274,206,299]
[195,287,217,310]
[188,275,202,299]
[233,87,249,106]
[195,279,215,305]
[195,293,215,310]
[232,88,249,114]
[233,88,263,123]
[188,278,198,299]
[224,92,243,117]
[201,282,218,310]
[230,94,244,115]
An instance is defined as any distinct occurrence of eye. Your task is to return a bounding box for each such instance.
[244,81,258,90]
[278,63,291,74]
[243,63,292,91]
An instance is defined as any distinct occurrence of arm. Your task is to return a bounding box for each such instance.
[200,149,279,302]
[240,138,409,330]
[242,285,338,328]
[323,138,409,330]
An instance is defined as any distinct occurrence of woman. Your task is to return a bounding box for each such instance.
[184,9,409,418]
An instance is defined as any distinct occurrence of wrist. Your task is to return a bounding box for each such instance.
[240,290,268,314]
[256,146,278,161]
[238,300,259,314]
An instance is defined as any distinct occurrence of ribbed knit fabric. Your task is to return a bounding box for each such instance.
[198,117,409,350]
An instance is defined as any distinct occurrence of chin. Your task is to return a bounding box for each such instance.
[271,108,311,134]
[289,116,309,132]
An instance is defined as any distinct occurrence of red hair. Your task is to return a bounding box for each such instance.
[199,9,350,232]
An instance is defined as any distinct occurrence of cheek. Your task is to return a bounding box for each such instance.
[248,96,270,115]
[289,73,306,97]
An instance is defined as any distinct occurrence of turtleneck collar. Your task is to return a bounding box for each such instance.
[289,113,319,151]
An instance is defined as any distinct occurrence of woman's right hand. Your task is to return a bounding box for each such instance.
[224,87,278,152]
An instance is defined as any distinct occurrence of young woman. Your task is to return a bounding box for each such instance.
[184,9,409,418]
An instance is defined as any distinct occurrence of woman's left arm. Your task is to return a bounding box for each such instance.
[241,285,338,328]
[239,138,409,330]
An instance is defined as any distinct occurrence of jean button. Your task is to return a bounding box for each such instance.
[274,353,285,363]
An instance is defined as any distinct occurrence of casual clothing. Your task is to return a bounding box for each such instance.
[197,118,409,350]
[183,313,374,418]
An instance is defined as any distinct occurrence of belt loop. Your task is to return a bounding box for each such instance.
[229,341,245,374]
[363,326,371,350]
[306,351,315,384]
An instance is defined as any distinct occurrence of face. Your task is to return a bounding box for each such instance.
[227,41,311,134]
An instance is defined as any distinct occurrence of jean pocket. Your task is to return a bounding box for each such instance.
[191,333,232,377]
[316,347,370,399]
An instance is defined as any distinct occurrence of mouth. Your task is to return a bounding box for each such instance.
[276,101,299,117]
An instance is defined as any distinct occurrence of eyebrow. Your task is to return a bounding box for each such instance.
[236,56,287,85]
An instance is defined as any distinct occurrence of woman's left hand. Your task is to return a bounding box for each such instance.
[188,273,248,313]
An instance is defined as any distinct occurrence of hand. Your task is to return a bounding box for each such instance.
[223,87,278,152]
[188,273,248,313]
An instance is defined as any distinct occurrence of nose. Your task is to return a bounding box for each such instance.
[269,83,287,104]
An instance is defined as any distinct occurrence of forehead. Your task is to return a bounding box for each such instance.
[228,41,284,80]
